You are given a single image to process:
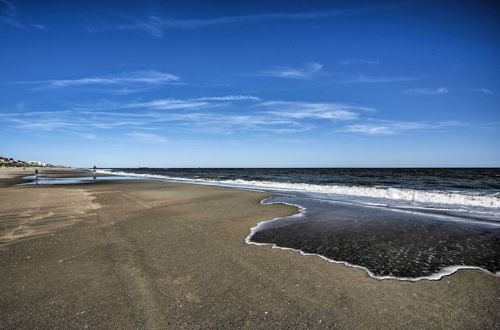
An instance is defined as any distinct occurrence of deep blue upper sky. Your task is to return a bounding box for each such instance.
[1,0,499,167]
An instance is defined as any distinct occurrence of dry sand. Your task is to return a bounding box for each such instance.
[0,168,498,329]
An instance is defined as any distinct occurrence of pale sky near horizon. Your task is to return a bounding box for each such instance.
[1,0,499,167]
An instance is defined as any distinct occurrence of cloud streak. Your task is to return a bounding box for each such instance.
[0,95,464,138]
[0,0,46,30]
[473,88,495,95]
[341,58,380,65]
[78,133,98,140]
[126,132,167,143]
[0,97,331,135]
[341,74,422,83]
[339,120,462,135]
[258,62,324,80]
[90,4,402,37]
[258,101,371,120]
[191,95,261,101]
[124,99,210,110]
[0,0,23,28]
[403,87,449,95]
[16,70,180,88]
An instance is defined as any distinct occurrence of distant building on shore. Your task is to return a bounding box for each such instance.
[27,161,47,166]
[0,155,59,168]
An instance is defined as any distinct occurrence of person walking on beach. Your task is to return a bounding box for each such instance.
[93,165,97,180]
[35,168,39,184]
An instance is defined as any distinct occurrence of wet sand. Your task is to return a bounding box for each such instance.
[0,168,498,329]
[251,196,500,279]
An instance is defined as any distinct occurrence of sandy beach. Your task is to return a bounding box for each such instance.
[0,168,498,329]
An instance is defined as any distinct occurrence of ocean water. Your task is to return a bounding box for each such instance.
[98,167,500,280]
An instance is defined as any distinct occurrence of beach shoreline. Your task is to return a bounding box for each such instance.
[0,168,498,329]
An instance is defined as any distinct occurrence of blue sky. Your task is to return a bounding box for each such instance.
[1,0,499,167]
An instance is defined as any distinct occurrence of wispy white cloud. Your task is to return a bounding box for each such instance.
[0,0,46,30]
[31,23,46,30]
[403,87,449,95]
[342,74,422,83]
[105,95,260,112]
[472,88,495,95]
[258,62,324,80]
[1,95,464,138]
[91,121,146,129]
[16,70,180,88]
[125,99,210,110]
[0,97,319,135]
[190,95,261,101]
[126,132,167,143]
[339,120,462,135]
[48,70,179,87]
[157,112,314,134]
[104,5,401,37]
[8,118,82,131]
[341,58,380,65]
[340,122,424,135]
[78,133,97,140]
[258,101,367,120]
[0,109,149,131]
[0,0,23,28]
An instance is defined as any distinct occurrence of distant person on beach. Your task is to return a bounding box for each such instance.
[93,165,96,180]
[35,168,39,184]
